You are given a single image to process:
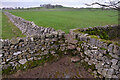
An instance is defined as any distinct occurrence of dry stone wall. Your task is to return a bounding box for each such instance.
[1,12,120,78]
[1,30,68,74]
[4,12,55,36]
[78,25,120,41]
[70,25,120,78]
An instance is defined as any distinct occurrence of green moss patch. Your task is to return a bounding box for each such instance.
[83,29,109,40]
[2,66,14,75]
[80,62,96,71]
[2,49,65,75]
[104,51,113,59]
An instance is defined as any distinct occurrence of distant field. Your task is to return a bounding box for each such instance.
[2,13,25,39]
[9,8,118,33]
[0,11,2,38]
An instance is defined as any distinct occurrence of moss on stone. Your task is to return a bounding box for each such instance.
[114,42,120,46]
[2,66,14,75]
[3,49,65,75]
[66,49,75,56]
[107,41,112,46]
[89,64,96,71]
[73,29,81,33]
[83,29,110,40]
[78,41,83,47]
[81,62,89,70]
[57,50,64,57]
[25,59,45,69]
[100,47,107,50]
[89,35,99,39]
[104,51,113,59]
[80,61,96,72]
[74,27,112,40]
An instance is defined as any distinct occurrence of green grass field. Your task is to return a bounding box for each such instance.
[0,11,2,38]
[9,8,118,33]
[2,13,25,39]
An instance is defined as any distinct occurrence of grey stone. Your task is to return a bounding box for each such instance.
[0,54,2,57]
[90,38,96,45]
[41,47,45,51]
[6,58,11,62]
[76,47,81,51]
[91,50,98,54]
[92,59,98,64]
[109,53,118,59]
[118,61,120,67]
[92,47,98,50]
[96,62,104,69]
[115,70,120,74]
[97,68,103,74]
[96,56,103,61]
[84,50,91,56]
[117,74,120,78]
[113,45,120,54]
[38,57,42,60]
[93,71,97,75]
[33,57,38,60]
[105,74,112,78]
[52,31,58,35]
[13,51,22,55]
[3,64,10,69]
[31,37,34,41]
[98,49,106,54]
[44,51,49,55]
[107,68,114,75]
[84,57,89,62]
[111,65,119,70]
[103,43,108,49]
[60,47,66,51]
[19,59,27,65]
[9,62,15,66]
[112,75,118,78]
[70,40,78,44]
[1,62,5,65]
[88,60,93,65]
[101,69,108,77]
[65,75,70,78]
[98,53,103,57]
[105,59,111,65]
[108,44,114,53]
[104,64,110,68]
[71,56,80,63]
[51,51,56,54]
[68,44,76,50]
[111,59,118,65]
[28,58,34,61]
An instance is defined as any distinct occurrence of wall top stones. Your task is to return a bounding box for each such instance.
[70,25,120,55]
[2,11,120,78]
[4,12,55,36]
[72,24,120,41]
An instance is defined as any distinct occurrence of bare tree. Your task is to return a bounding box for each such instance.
[85,0,120,10]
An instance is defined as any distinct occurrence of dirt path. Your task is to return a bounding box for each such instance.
[3,56,94,78]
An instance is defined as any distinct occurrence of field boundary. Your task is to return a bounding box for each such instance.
[4,12,55,36]
[1,11,120,78]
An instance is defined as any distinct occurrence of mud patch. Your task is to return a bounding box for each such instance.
[3,56,94,78]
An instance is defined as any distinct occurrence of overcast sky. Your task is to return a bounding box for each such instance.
[0,0,116,8]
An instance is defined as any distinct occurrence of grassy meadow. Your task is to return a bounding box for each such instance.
[9,8,118,33]
[0,11,2,38]
[2,13,25,39]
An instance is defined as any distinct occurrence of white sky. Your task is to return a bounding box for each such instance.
[0,0,117,8]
